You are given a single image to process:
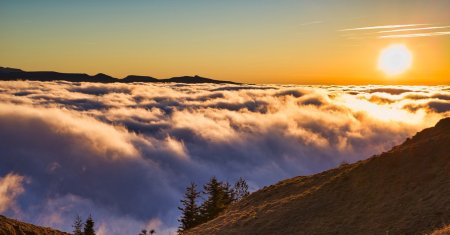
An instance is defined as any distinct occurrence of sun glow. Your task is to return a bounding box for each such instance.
[378,44,413,76]
[341,93,425,124]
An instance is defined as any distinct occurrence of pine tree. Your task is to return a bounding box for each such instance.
[139,229,155,235]
[178,182,201,233]
[139,229,148,235]
[83,215,96,235]
[72,215,83,235]
[199,176,229,223]
[222,181,236,204]
[233,177,250,201]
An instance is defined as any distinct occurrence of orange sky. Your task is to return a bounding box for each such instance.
[0,1,449,85]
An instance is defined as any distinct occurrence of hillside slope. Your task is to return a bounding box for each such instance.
[186,118,450,235]
[431,225,450,235]
[0,215,69,235]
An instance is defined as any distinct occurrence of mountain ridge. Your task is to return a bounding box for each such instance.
[185,118,450,235]
[0,66,238,84]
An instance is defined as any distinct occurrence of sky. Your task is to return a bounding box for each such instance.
[1,0,449,85]
[0,81,449,234]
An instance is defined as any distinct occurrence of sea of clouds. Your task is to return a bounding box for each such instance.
[0,81,449,234]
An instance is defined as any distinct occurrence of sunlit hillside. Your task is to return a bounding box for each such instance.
[186,118,450,234]
[0,215,69,235]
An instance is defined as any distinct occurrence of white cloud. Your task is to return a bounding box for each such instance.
[0,173,26,213]
[0,103,139,159]
[379,31,450,39]
[0,81,448,234]
[339,24,428,31]
[377,26,450,34]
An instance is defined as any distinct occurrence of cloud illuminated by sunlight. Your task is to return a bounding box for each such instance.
[377,26,450,33]
[0,173,26,213]
[0,81,448,234]
[340,24,428,31]
[379,31,450,39]
[340,93,427,124]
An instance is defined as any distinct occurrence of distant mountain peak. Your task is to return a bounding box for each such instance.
[93,73,114,79]
[0,67,238,84]
[94,72,110,77]
[0,67,24,73]
[122,75,159,82]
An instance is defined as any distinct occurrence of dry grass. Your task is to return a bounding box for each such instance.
[430,225,450,235]
[186,118,450,235]
[0,215,70,235]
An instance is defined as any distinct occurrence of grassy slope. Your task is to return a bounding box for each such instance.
[431,225,450,235]
[0,215,70,235]
[186,118,450,235]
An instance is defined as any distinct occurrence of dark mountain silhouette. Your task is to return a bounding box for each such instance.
[0,67,238,84]
[162,75,224,84]
[186,118,450,235]
[122,75,159,83]
[0,215,69,235]
[92,72,116,82]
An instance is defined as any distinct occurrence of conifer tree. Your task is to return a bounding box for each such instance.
[72,215,83,235]
[83,215,96,235]
[178,176,250,229]
[178,182,201,233]
[222,181,236,204]
[139,229,155,235]
[199,176,229,222]
[234,177,250,201]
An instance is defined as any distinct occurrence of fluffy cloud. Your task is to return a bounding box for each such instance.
[0,81,448,234]
[0,173,26,213]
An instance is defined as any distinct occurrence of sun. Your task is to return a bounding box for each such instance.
[378,44,413,76]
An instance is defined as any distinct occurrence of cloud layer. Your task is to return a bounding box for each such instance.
[0,81,448,234]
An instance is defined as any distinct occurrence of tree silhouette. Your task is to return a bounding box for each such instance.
[178,182,201,233]
[199,176,230,223]
[222,181,236,204]
[139,229,155,235]
[83,215,96,235]
[234,177,250,201]
[178,176,251,230]
[72,215,83,235]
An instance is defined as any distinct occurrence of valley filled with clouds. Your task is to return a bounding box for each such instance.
[0,81,448,234]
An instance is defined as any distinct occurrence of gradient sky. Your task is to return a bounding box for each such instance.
[1,0,449,84]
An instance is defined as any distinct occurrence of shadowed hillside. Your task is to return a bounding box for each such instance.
[0,215,69,235]
[186,118,450,235]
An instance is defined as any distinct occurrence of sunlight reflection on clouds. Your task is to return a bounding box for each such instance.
[0,82,448,234]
